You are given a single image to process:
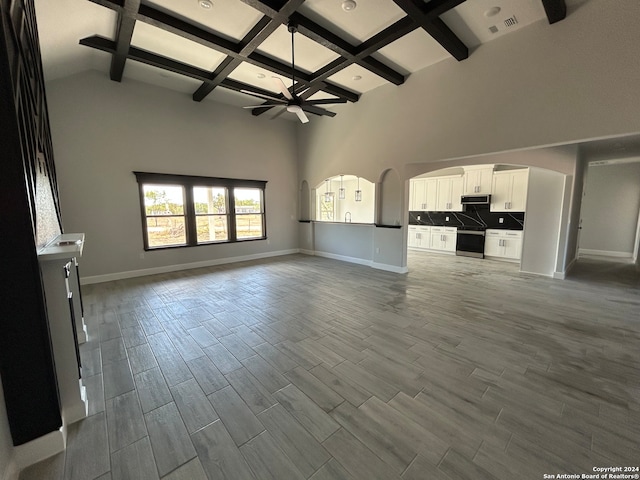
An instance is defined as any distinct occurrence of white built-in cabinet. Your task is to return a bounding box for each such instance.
[435,177,463,211]
[409,178,438,211]
[430,226,457,252]
[408,225,456,253]
[408,225,431,249]
[463,165,494,195]
[491,169,529,212]
[485,229,523,260]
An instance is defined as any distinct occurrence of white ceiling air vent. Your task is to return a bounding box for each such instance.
[488,15,519,34]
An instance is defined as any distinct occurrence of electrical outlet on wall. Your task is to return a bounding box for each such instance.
[446,216,450,222]
[417,215,421,221]
[499,217,504,224]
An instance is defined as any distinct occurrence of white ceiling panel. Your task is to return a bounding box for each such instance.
[131,22,227,72]
[143,0,263,42]
[374,29,450,74]
[298,0,405,45]
[327,63,387,93]
[227,63,285,95]
[256,24,340,74]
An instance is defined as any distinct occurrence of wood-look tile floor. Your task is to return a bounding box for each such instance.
[19,253,640,480]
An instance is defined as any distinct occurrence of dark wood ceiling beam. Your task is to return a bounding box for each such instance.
[79,35,287,100]
[87,0,358,102]
[541,0,567,24]
[136,3,239,55]
[192,0,305,101]
[192,16,271,102]
[355,17,418,57]
[392,0,468,61]
[289,12,405,85]
[110,0,141,81]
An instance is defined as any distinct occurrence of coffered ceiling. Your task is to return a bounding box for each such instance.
[34,0,568,121]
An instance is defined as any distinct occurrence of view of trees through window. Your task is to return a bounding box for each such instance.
[144,185,186,247]
[194,186,228,243]
[234,188,263,239]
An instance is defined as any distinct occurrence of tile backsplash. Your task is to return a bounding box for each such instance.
[409,205,524,230]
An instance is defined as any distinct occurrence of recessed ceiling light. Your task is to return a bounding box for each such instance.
[484,6,501,17]
[352,75,362,81]
[198,0,213,10]
[257,73,266,79]
[341,0,357,12]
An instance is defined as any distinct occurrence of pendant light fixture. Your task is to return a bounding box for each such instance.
[339,175,345,199]
[355,176,362,202]
[324,179,333,202]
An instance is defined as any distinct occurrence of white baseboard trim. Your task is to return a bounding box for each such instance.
[302,250,408,273]
[554,256,578,279]
[13,429,64,471]
[578,248,633,259]
[81,249,300,284]
[313,251,372,267]
[372,262,409,274]
[519,268,554,278]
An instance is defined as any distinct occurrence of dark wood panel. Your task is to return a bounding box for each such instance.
[0,0,63,445]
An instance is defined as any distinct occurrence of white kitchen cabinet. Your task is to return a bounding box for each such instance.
[436,177,463,211]
[430,226,457,252]
[491,169,529,212]
[410,178,438,211]
[485,229,523,260]
[408,225,431,249]
[463,166,494,195]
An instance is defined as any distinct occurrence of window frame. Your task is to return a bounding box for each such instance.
[134,172,267,251]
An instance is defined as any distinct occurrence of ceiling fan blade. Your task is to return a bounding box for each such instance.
[295,108,309,124]
[272,77,294,100]
[305,98,348,105]
[240,89,287,104]
[271,107,287,120]
[242,104,280,109]
[301,105,337,117]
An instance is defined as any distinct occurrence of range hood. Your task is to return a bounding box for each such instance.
[461,194,491,205]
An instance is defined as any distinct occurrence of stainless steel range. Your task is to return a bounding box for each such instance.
[456,226,486,258]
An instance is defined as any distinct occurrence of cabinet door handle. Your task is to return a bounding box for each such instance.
[509,202,512,209]
[504,202,507,209]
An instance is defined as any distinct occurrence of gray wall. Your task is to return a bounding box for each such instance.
[46,71,299,280]
[0,376,15,480]
[579,162,640,256]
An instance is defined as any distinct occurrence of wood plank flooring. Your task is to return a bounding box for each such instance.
[18,253,640,480]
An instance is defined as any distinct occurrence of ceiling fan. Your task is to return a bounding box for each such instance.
[241,23,347,124]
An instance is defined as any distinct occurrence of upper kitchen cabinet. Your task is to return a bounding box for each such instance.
[409,178,438,211]
[463,165,494,195]
[436,176,464,211]
[491,169,529,212]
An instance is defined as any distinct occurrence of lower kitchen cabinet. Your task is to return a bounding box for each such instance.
[485,229,523,260]
[430,226,457,253]
[408,226,431,249]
